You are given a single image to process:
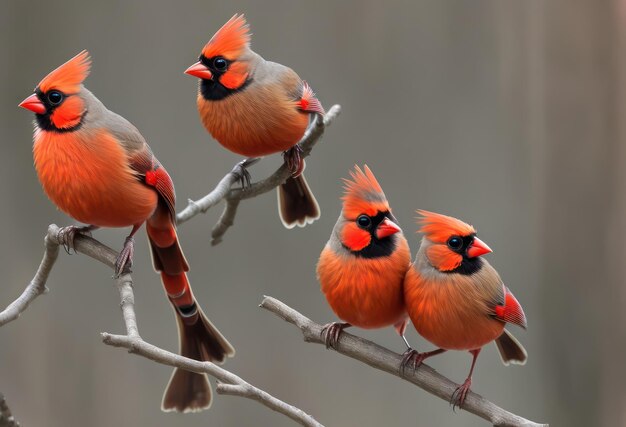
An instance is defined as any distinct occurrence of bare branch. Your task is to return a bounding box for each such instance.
[215,382,320,426]
[176,105,342,244]
[0,225,323,427]
[176,157,260,224]
[260,296,548,427]
[0,226,59,326]
[0,393,19,427]
[101,334,321,427]
[211,198,240,246]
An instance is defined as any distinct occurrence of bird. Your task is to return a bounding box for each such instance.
[19,51,235,412]
[402,210,527,409]
[316,165,412,349]
[185,14,325,229]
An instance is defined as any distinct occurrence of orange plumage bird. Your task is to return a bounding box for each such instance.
[317,166,411,348]
[19,51,235,412]
[402,210,527,408]
[185,14,324,228]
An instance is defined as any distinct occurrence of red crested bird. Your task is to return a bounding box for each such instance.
[402,210,527,409]
[19,51,235,412]
[317,166,412,349]
[185,14,325,228]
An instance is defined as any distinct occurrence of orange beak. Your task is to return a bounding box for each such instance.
[466,237,492,258]
[19,94,46,114]
[376,218,401,239]
[185,61,213,80]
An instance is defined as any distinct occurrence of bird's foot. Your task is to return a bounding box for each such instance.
[233,157,260,189]
[320,322,350,349]
[399,347,446,376]
[399,348,427,376]
[114,236,135,278]
[58,225,97,254]
[283,145,305,178]
[450,377,472,411]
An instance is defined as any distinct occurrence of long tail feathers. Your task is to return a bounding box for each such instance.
[146,213,234,413]
[162,302,235,412]
[278,173,320,228]
[495,329,528,366]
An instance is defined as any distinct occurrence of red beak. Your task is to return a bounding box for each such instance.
[184,61,213,80]
[376,218,401,239]
[466,237,492,258]
[19,94,46,114]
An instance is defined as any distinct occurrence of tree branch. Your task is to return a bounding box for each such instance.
[260,296,548,427]
[176,104,342,245]
[0,226,58,327]
[211,198,240,246]
[0,393,19,427]
[0,226,323,427]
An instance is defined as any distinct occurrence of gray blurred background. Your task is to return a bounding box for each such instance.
[0,1,622,426]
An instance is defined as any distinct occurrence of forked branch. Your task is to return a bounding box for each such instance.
[176,104,341,245]
[260,296,548,427]
[0,226,322,427]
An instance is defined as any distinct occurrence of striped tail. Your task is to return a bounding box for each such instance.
[146,209,235,413]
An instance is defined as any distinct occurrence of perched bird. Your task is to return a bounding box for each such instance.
[185,14,324,228]
[402,210,527,408]
[317,166,411,349]
[19,51,235,412]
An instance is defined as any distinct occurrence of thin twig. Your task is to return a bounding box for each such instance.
[100,335,322,427]
[0,393,19,427]
[176,105,342,244]
[211,199,240,246]
[0,226,323,427]
[214,382,319,425]
[0,226,58,327]
[176,157,260,224]
[260,296,548,427]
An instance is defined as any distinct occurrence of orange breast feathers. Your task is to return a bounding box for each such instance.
[317,238,411,329]
[403,266,505,351]
[197,81,309,157]
[33,129,157,227]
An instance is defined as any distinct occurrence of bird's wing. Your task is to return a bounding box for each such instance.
[298,80,325,115]
[493,286,528,329]
[128,147,176,221]
[261,61,325,116]
[101,111,176,220]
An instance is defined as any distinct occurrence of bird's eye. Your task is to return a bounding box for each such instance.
[47,91,63,105]
[447,236,463,250]
[357,215,371,228]
[213,57,228,71]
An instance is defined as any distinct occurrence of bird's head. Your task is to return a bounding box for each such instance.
[338,165,402,258]
[418,210,492,274]
[19,50,91,132]
[185,14,252,99]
